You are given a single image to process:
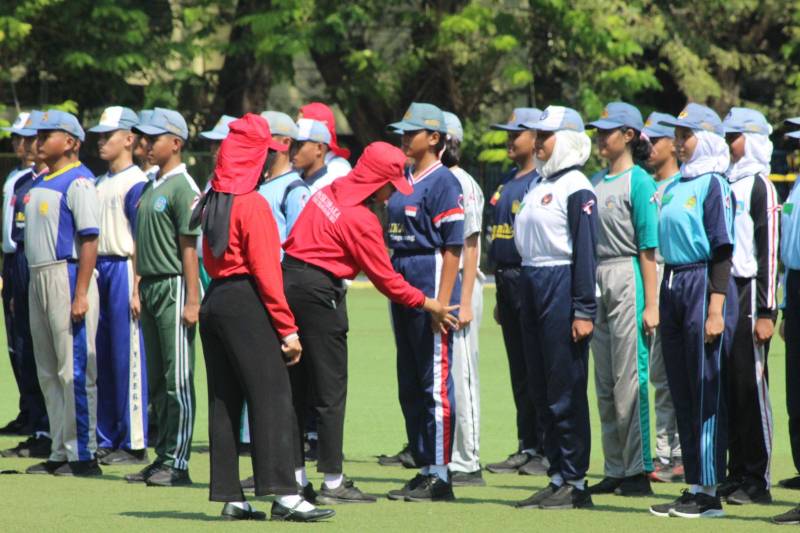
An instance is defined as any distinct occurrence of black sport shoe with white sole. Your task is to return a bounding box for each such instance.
[317,477,376,504]
[650,489,694,517]
[773,506,800,525]
[404,475,455,502]
[669,492,723,518]
[486,452,531,474]
[387,473,426,500]
[515,483,558,508]
[538,484,593,509]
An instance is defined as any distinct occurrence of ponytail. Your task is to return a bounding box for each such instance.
[622,127,651,165]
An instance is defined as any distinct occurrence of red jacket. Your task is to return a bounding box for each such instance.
[283,142,425,309]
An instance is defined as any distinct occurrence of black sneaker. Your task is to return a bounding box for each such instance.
[518,454,549,476]
[301,482,318,504]
[1,435,51,458]
[125,461,165,483]
[100,448,149,465]
[726,484,772,505]
[387,473,426,500]
[717,478,741,497]
[95,447,114,460]
[670,491,724,518]
[404,474,455,502]
[378,444,417,468]
[451,469,486,487]
[317,476,377,504]
[26,460,66,475]
[270,500,335,522]
[486,451,531,474]
[0,417,25,435]
[53,459,102,477]
[780,476,800,490]
[588,476,623,494]
[515,483,558,508]
[614,473,653,496]
[773,506,800,525]
[221,502,266,521]
[650,489,695,517]
[241,476,255,491]
[538,484,593,509]
[145,466,192,487]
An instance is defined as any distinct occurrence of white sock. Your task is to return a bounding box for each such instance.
[567,478,585,490]
[307,432,318,440]
[323,473,343,489]
[227,501,251,511]
[295,467,308,487]
[658,457,670,465]
[429,465,449,482]
[689,484,700,494]
[699,485,716,497]
[521,448,537,456]
[550,473,564,487]
[35,432,50,439]
[420,466,430,475]
[277,494,314,512]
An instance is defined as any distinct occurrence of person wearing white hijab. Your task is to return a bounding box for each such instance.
[648,103,738,519]
[512,106,598,510]
[718,108,779,506]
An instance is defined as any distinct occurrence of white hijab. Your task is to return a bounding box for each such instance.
[726,132,772,183]
[535,130,591,178]
[680,130,730,178]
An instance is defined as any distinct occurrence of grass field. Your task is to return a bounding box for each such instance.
[0,285,795,531]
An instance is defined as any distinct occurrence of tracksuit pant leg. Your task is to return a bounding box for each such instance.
[784,270,800,473]
[139,275,195,470]
[591,258,652,478]
[3,252,24,421]
[727,277,773,489]
[651,263,680,463]
[450,277,483,473]
[95,256,148,451]
[283,258,349,474]
[520,265,590,482]
[660,264,736,486]
[391,252,458,467]
[28,261,99,462]
[495,266,541,452]
[200,276,297,501]
[10,248,47,434]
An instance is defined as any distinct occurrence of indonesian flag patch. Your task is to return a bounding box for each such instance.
[404,205,418,218]
[582,199,595,215]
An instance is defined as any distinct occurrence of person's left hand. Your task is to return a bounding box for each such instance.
[71,293,89,322]
[704,311,724,344]
[572,318,593,342]
[182,302,200,327]
[754,317,774,345]
[458,306,473,329]
[282,337,302,366]
[642,304,659,336]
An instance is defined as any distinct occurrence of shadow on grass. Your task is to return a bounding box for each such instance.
[343,475,416,485]
[120,511,219,522]
[97,472,210,489]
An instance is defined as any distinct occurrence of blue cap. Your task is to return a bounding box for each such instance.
[786,117,800,127]
[261,111,299,139]
[587,102,644,130]
[34,109,85,141]
[520,105,585,132]
[641,112,676,139]
[442,111,463,142]
[88,106,139,133]
[659,103,723,136]
[722,107,772,135]
[787,130,800,139]
[491,107,542,131]
[388,102,448,133]
[2,112,36,137]
[296,118,331,144]
[199,114,237,140]
[133,107,188,140]
[137,109,154,128]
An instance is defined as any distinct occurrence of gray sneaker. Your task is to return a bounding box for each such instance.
[317,477,376,504]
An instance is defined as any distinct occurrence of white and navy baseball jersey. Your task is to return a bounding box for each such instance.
[2,165,34,254]
[24,162,100,267]
[387,162,465,251]
[95,165,148,257]
[451,167,484,273]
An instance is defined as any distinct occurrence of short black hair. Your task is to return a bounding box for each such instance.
[441,137,461,167]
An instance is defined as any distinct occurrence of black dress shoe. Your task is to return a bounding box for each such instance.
[404,475,455,502]
[1,435,51,458]
[613,473,653,496]
[26,460,66,475]
[270,500,335,522]
[451,469,486,486]
[717,478,741,497]
[518,455,549,476]
[100,448,149,465]
[146,466,192,487]
[125,462,165,483]
[53,459,102,477]
[515,483,558,508]
[588,476,623,494]
[387,473,426,500]
[773,505,800,525]
[0,417,25,435]
[486,451,531,474]
[539,484,593,509]
[318,476,377,503]
[221,503,266,521]
[780,476,800,490]
[378,444,417,468]
[726,484,772,505]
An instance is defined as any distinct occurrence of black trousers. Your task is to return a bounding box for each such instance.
[199,276,297,501]
[495,266,542,452]
[727,277,773,488]
[785,270,800,473]
[283,257,349,474]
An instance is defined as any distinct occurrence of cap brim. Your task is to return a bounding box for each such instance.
[490,123,524,131]
[88,125,123,133]
[786,130,800,139]
[785,118,800,127]
[132,125,168,136]
[586,119,624,130]
[200,131,226,140]
[642,127,673,139]
[391,176,413,196]
[387,120,423,132]
[658,118,691,129]
[519,121,559,131]
[268,139,289,152]
[722,125,745,134]
[2,127,36,136]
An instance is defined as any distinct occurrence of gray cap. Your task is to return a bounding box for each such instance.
[133,107,189,140]
[261,111,299,139]
[296,118,331,144]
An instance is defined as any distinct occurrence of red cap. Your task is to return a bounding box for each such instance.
[332,142,411,207]
[299,102,351,160]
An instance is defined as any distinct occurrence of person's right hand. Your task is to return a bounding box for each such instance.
[282,337,302,366]
[493,305,501,325]
[424,297,459,334]
[130,291,141,321]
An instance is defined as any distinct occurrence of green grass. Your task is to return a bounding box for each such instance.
[0,286,793,531]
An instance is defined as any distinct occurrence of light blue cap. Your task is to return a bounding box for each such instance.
[2,111,36,137]
[520,105,585,132]
[200,114,237,140]
[587,102,644,131]
[88,106,139,133]
[442,111,463,142]
[491,108,542,132]
[642,112,676,139]
[261,111,299,139]
[787,130,800,139]
[388,102,448,133]
[133,107,188,140]
[722,107,772,135]
[786,117,800,127]
[137,109,154,127]
[33,109,85,141]
[659,103,723,136]
[296,118,331,144]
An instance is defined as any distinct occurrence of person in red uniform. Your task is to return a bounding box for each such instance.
[282,141,459,504]
[192,113,334,523]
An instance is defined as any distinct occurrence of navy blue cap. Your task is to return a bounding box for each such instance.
[587,102,644,131]
[659,103,723,136]
[491,107,542,131]
[722,107,772,135]
[642,112,676,139]
[34,109,85,141]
